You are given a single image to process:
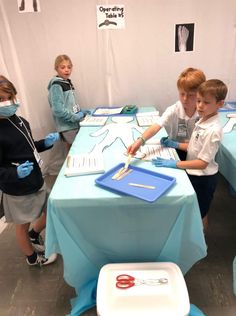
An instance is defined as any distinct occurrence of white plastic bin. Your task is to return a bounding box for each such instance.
[97,262,190,316]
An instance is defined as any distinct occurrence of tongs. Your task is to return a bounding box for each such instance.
[112,154,132,180]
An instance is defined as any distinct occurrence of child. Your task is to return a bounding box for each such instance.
[127,67,206,160]
[0,75,59,266]
[152,79,228,230]
[48,54,89,152]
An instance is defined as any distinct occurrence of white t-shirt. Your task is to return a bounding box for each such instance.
[186,114,223,176]
[157,101,199,142]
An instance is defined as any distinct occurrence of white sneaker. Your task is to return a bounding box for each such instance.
[30,234,45,252]
[26,253,57,266]
[42,253,57,265]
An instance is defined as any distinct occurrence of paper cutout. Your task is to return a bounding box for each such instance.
[90,117,144,154]
[223,117,236,133]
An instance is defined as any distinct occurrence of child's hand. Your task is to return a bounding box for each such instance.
[17,161,34,178]
[44,132,60,147]
[82,110,91,116]
[127,138,143,155]
[152,157,177,168]
[160,137,179,149]
[75,111,85,121]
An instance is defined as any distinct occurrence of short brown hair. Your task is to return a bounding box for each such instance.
[198,79,228,102]
[0,75,17,101]
[177,67,206,92]
[54,54,73,70]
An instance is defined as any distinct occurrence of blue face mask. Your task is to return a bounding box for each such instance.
[0,101,19,117]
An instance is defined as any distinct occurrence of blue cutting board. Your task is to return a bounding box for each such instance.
[95,163,176,202]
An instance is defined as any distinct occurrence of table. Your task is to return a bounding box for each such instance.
[217,111,236,191]
[217,110,236,297]
[45,114,207,315]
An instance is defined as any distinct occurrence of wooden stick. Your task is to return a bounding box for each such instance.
[128,182,156,189]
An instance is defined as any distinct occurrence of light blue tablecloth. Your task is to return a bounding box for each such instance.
[45,115,207,316]
[217,112,236,300]
[217,112,236,191]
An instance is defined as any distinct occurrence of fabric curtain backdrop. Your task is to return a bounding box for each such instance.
[0,0,236,174]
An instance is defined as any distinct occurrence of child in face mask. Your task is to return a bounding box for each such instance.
[0,75,59,266]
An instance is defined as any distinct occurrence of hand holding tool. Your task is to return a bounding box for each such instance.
[17,161,34,178]
[112,154,132,180]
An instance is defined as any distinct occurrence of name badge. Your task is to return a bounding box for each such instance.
[34,148,43,168]
[177,122,187,138]
[73,104,80,113]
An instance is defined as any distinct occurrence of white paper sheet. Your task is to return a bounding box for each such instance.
[140,145,178,161]
[136,111,160,126]
[93,107,124,116]
[64,154,105,177]
[80,116,108,126]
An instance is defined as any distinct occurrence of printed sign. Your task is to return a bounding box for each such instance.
[97,5,125,30]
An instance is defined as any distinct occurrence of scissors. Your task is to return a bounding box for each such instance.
[116,274,168,289]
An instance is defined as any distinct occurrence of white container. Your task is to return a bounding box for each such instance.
[97,262,190,316]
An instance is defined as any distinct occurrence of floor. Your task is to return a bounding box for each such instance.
[0,174,235,316]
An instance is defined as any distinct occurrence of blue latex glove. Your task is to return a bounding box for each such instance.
[160,137,179,149]
[75,111,85,121]
[82,110,91,116]
[17,161,34,178]
[44,132,60,147]
[152,157,177,168]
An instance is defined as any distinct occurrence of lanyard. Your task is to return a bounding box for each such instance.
[68,80,80,112]
[7,116,36,152]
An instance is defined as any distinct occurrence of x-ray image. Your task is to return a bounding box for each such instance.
[175,23,194,52]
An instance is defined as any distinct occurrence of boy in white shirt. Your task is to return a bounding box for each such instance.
[152,79,228,230]
[127,67,206,160]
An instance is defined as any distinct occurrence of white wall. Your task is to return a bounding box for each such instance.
[0,0,236,172]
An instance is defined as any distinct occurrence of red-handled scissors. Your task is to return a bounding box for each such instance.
[116,274,136,289]
[116,274,168,289]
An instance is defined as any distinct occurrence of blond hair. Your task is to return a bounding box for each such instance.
[198,79,228,102]
[0,75,17,101]
[177,67,206,92]
[54,54,73,70]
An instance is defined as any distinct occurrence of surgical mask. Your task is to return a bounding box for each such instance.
[0,100,19,117]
